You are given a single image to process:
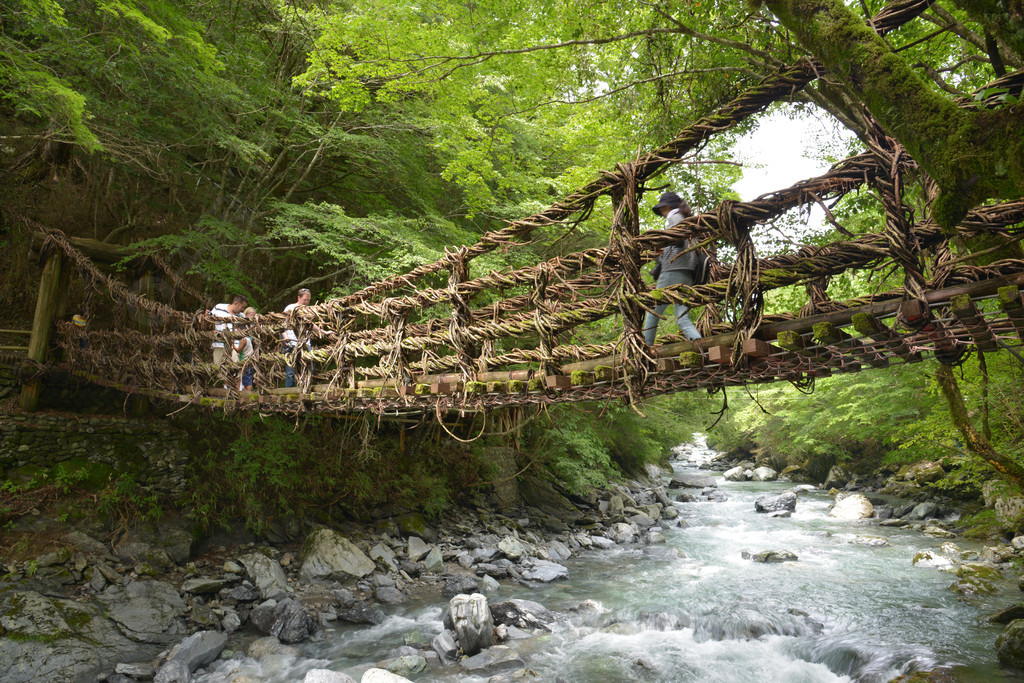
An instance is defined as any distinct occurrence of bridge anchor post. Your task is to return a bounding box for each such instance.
[19,248,64,412]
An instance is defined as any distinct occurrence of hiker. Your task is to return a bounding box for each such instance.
[643,192,702,345]
[234,306,258,391]
[282,288,312,388]
[210,294,248,365]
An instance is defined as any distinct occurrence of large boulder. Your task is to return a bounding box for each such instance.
[518,476,581,520]
[490,599,555,631]
[668,473,716,489]
[750,467,778,482]
[497,536,529,561]
[459,645,526,676]
[407,536,430,562]
[521,559,568,583]
[299,529,375,581]
[823,465,851,490]
[249,598,319,644]
[238,553,289,600]
[723,466,748,482]
[830,493,874,520]
[303,670,357,683]
[105,580,188,644]
[448,593,494,656]
[997,619,1024,667]
[984,480,1024,534]
[754,492,797,514]
[161,630,228,673]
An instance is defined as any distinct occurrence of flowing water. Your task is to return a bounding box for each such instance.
[200,439,1021,682]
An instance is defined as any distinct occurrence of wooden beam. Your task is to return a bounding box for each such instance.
[32,232,130,264]
[20,250,64,412]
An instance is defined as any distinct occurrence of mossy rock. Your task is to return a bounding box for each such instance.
[394,513,436,542]
[570,370,594,386]
[54,458,117,492]
[950,577,997,595]
[679,351,702,368]
[6,464,49,488]
[954,563,1002,581]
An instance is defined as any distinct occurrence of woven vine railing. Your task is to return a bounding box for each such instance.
[14,0,1024,417]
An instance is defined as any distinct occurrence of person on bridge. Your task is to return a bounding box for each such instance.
[643,191,702,345]
[282,288,312,388]
[234,306,258,391]
[210,294,248,366]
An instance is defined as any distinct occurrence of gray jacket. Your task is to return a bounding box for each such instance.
[658,208,696,272]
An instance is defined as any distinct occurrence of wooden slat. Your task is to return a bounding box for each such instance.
[998,286,1024,344]
[850,312,922,364]
[813,322,889,368]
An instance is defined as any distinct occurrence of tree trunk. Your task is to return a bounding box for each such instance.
[763,0,1024,229]
[935,363,1024,487]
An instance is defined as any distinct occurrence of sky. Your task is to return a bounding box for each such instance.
[732,108,854,201]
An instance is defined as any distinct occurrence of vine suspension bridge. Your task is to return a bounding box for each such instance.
[8,0,1024,421]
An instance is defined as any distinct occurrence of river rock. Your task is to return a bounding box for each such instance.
[490,599,554,631]
[754,492,797,514]
[750,466,778,481]
[386,655,427,677]
[723,466,748,482]
[407,536,430,562]
[744,550,798,563]
[522,559,568,582]
[448,593,494,656]
[460,645,526,676]
[432,629,459,661]
[590,535,616,549]
[299,528,375,581]
[608,523,635,544]
[829,493,873,520]
[249,598,319,643]
[303,670,357,683]
[394,513,437,542]
[180,577,228,595]
[922,524,956,538]
[369,543,398,572]
[669,473,716,489]
[823,465,851,490]
[238,553,289,600]
[443,576,480,599]
[912,550,954,568]
[905,501,941,521]
[152,659,190,683]
[423,546,444,573]
[161,630,228,673]
[518,476,582,521]
[362,668,414,682]
[246,636,300,659]
[849,536,890,547]
[106,580,188,643]
[997,620,1024,667]
[498,536,528,561]
[988,605,1024,624]
[545,540,572,562]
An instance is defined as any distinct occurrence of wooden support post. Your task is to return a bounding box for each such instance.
[997,286,1024,344]
[950,294,998,352]
[706,346,733,365]
[20,250,64,412]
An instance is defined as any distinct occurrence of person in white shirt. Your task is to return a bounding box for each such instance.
[234,306,258,390]
[210,294,248,365]
[283,288,311,388]
[643,191,702,345]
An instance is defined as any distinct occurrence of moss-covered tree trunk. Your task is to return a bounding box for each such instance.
[935,363,1024,488]
[763,0,1024,229]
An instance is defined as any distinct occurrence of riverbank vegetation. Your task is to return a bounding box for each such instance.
[2,0,1023,531]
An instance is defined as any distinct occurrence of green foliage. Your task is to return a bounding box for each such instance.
[97,474,163,523]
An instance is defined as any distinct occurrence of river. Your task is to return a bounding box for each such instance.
[200,439,1020,682]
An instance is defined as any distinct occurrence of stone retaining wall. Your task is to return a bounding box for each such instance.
[0,413,190,498]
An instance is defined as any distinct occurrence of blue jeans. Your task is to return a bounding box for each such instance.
[284,342,312,388]
[643,269,701,345]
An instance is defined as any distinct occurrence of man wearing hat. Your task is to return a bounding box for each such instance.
[643,191,702,345]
